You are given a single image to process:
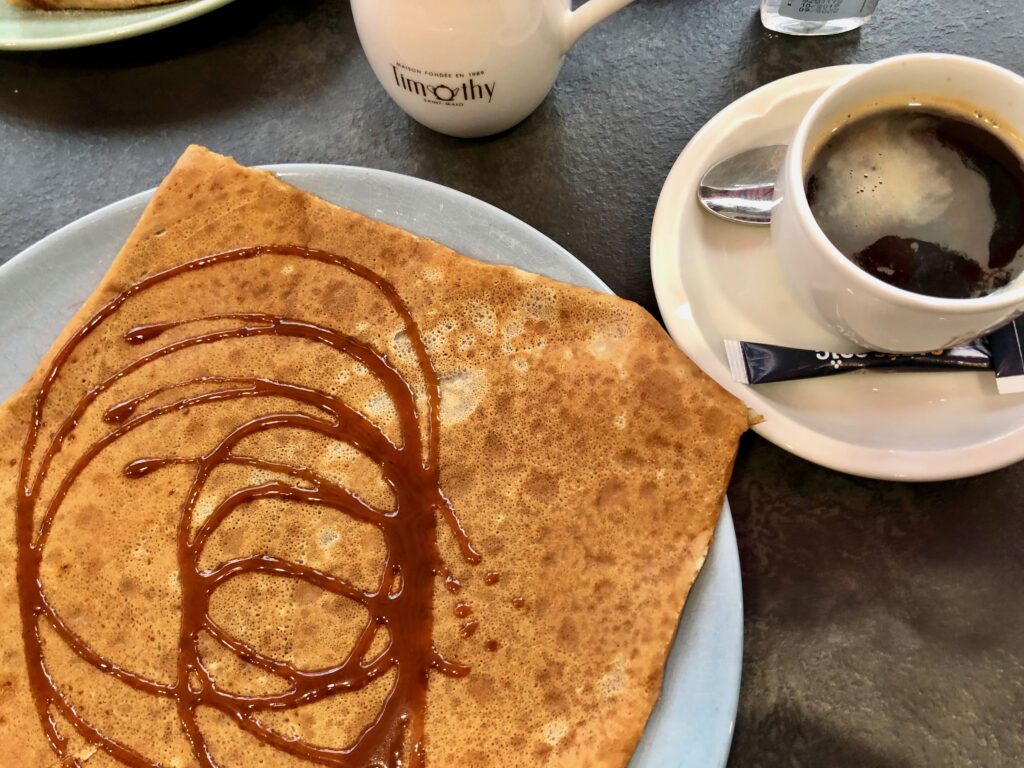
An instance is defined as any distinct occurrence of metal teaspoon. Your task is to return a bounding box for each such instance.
[696,144,787,226]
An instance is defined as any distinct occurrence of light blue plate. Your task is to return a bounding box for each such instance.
[0,0,235,51]
[0,165,743,767]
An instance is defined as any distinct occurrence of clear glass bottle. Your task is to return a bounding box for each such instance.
[761,0,879,36]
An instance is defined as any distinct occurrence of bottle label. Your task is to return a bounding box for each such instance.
[778,0,878,21]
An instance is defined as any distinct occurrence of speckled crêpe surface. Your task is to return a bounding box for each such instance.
[6,0,180,10]
[0,146,747,767]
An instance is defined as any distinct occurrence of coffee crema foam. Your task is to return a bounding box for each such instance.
[806,105,1024,299]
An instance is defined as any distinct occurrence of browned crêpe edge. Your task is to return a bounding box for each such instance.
[0,146,748,767]
[7,0,181,10]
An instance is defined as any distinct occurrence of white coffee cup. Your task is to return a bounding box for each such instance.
[351,0,635,138]
[772,54,1024,353]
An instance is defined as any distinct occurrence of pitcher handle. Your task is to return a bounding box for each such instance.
[563,0,636,52]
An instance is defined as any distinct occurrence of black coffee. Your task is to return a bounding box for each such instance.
[806,106,1024,299]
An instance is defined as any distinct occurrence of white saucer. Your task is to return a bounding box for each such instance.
[651,65,1024,482]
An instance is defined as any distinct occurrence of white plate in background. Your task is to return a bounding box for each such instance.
[0,0,235,51]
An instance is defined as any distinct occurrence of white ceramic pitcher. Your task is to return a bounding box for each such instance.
[351,0,636,138]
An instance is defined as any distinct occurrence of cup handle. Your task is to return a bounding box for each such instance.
[563,0,636,52]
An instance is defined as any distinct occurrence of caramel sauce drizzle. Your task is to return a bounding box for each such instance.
[15,245,481,768]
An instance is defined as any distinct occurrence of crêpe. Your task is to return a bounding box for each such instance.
[0,146,748,767]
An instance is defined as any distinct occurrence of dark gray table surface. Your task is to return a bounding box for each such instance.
[2,1,1023,766]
